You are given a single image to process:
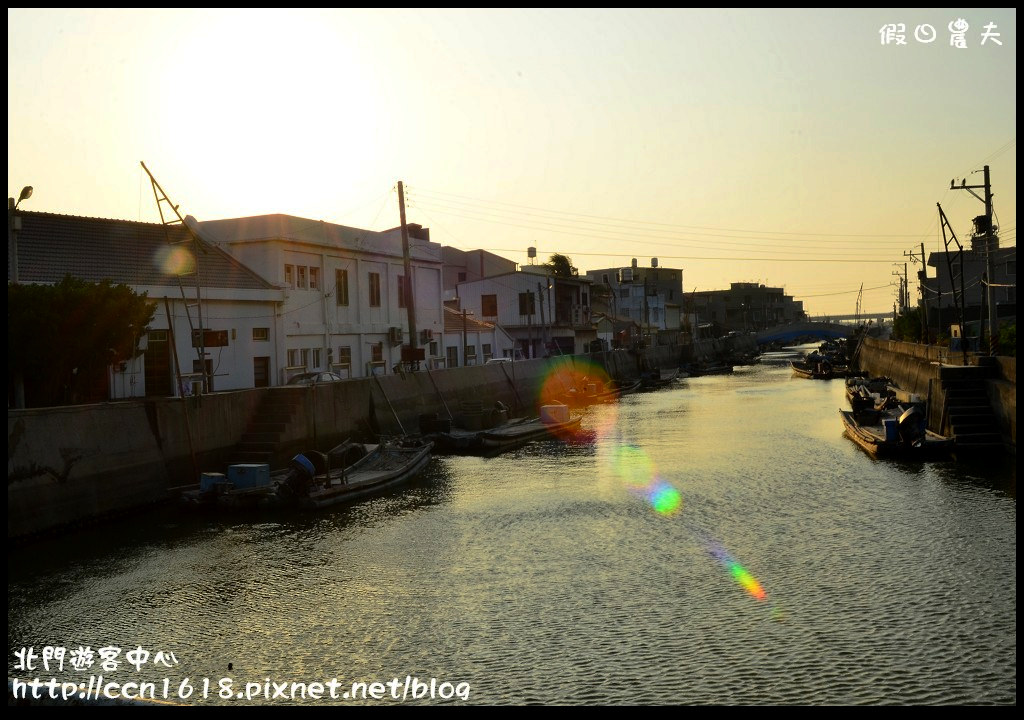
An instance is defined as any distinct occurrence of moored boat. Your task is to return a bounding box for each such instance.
[182,436,433,510]
[839,405,952,460]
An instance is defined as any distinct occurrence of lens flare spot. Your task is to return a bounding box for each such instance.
[155,246,195,276]
[648,482,682,515]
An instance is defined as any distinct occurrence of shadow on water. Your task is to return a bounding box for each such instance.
[8,458,459,582]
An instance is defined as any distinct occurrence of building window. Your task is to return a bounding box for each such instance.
[446,346,459,368]
[429,340,439,356]
[398,274,407,308]
[285,264,295,288]
[287,349,300,366]
[313,348,322,369]
[518,292,535,315]
[369,272,381,307]
[458,272,467,282]
[301,349,310,369]
[482,343,492,361]
[335,269,349,306]
[297,266,308,289]
[465,345,477,364]
[148,329,168,342]
[337,346,352,367]
[253,327,269,341]
[310,267,320,290]
[482,294,498,316]
[371,343,383,363]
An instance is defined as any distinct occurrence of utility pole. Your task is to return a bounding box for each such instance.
[397,181,417,365]
[905,244,929,343]
[950,165,998,354]
[537,281,548,355]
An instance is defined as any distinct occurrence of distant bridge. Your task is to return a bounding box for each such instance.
[756,321,854,345]
[806,312,891,324]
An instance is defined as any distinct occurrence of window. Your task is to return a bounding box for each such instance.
[482,294,498,316]
[287,349,300,367]
[371,343,383,363]
[335,269,349,306]
[301,348,310,369]
[602,273,609,284]
[446,346,459,368]
[369,272,381,307]
[398,274,407,308]
[285,264,295,288]
[518,292,535,315]
[309,267,319,290]
[482,343,492,361]
[457,272,467,282]
[297,266,308,289]
[429,341,439,357]
[148,329,168,342]
[337,346,352,365]
[252,327,269,342]
[465,344,477,362]
[313,348,322,369]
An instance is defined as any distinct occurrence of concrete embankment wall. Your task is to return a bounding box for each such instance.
[9,339,765,539]
[855,337,1016,447]
[11,348,692,539]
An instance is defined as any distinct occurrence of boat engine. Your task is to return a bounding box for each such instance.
[897,406,926,447]
[287,451,328,494]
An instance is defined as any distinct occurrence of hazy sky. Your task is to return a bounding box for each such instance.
[7,8,1016,315]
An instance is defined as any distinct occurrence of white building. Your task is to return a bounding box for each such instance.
[585,258,683,332]
[197,215,445,380]
[439,304,517,368]
[455,269,596,357]
[8,210,285,399]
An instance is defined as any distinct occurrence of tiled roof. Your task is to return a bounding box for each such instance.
[9,211,276,290]
[443,305,497,333]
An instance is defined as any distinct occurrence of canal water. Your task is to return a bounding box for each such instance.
[8,346,1016,705]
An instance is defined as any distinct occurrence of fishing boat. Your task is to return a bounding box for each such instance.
[182,436,433,510]
[561,378,640,407]
[641,367,681,390]
[839,405,952,459]
[477,412,582,453]
[845,376,897,413]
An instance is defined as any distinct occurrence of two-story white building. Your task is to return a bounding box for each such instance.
[455,268,596,357]
[197,215,445,380]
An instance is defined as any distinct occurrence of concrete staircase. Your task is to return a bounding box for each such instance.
[226,388,305,467]
[940,362,1004,452]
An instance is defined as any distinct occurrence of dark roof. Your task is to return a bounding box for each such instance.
[9,211,276,290]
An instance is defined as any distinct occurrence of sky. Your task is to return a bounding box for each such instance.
[7,8,1016,316]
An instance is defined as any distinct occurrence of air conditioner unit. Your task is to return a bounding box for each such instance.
[388,327,404,344]
[621,268,634,282]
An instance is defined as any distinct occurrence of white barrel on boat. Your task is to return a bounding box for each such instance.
[540,404,569,424]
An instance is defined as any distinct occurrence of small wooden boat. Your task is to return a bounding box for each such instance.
[182,437,433,510]
[561,378,640,407]
[641,367,681,390]
[839,406,953,459]
[477,414,583,453]
[792,358,835,379]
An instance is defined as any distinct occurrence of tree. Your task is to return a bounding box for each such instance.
[891,307,922,343]
[8,276,156,407]
[544,253,578,277]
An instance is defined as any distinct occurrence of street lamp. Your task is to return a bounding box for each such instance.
[12,185,33,209]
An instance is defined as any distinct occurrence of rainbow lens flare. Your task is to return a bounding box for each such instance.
[709,543,767,601]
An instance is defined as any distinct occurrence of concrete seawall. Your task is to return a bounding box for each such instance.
[855,337,1016,448]
[8,337,763,540]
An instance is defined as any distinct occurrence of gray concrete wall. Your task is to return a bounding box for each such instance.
[9,341,752,539]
